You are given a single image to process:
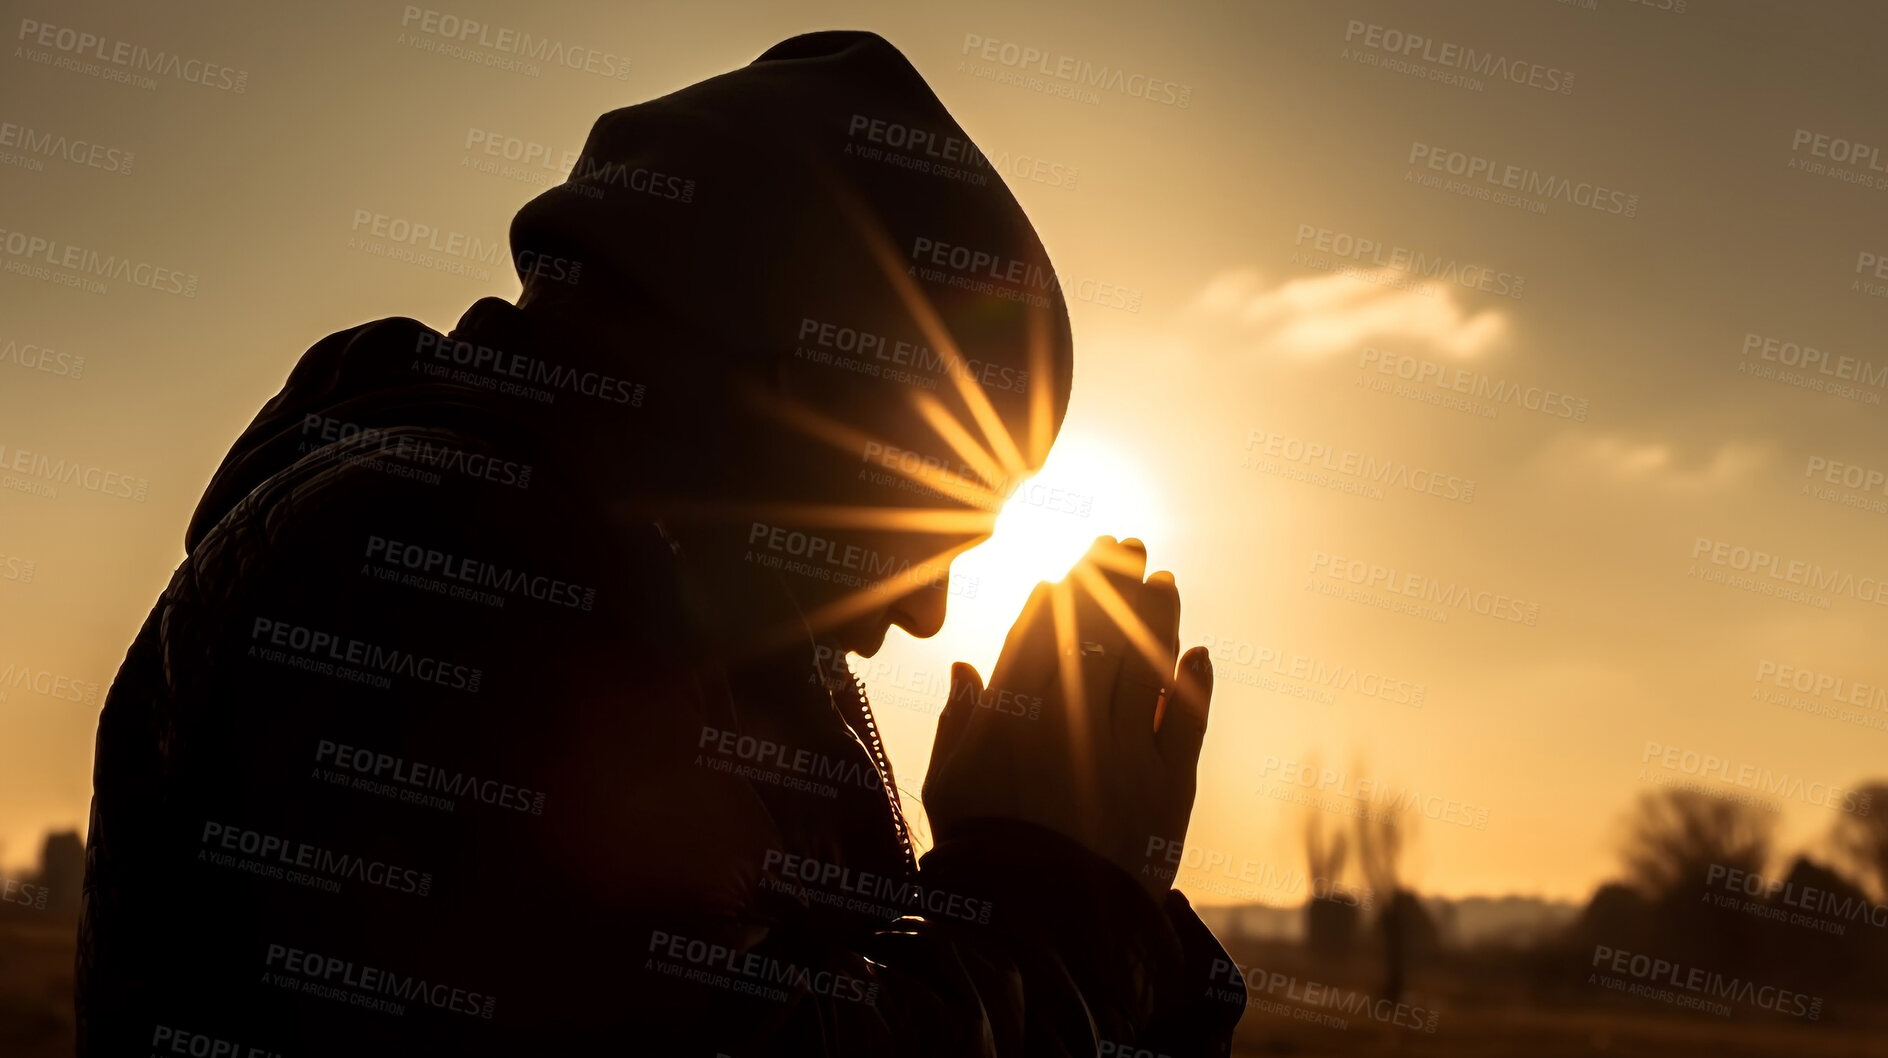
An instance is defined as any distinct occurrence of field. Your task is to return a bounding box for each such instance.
[5,923,1881,1056]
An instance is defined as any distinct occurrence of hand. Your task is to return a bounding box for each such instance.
[921,536,1215,899]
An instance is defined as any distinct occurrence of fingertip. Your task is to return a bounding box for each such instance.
[951,661,981,695]
[1180,647,1213,704]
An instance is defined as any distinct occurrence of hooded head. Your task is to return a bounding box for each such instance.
[506,31,1076,657]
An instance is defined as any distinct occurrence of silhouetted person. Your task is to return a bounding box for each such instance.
[77,31,1239,1057]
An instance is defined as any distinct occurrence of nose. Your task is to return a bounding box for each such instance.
[887,576,950,639]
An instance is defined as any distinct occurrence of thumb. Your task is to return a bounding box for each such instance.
[1156,646,1213,768]
[928,661,984,776]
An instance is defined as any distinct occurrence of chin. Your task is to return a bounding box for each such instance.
[846,619,893,659]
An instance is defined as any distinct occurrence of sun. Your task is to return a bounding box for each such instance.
[938,431,1169,672]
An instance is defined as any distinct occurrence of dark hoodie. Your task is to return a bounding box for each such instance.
[77,31,1242,1057]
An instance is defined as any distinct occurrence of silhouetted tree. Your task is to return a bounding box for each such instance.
[1355,806,1408,1000]
[1618,788,1774,902]
[1829,781,1888,902]
[1302,807,1355,964]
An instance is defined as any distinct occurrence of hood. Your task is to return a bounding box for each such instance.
[509,29,1073,460]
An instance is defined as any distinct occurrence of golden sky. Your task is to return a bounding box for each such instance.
[4,0,1887,904]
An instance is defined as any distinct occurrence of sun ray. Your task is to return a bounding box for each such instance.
[735,381,1007,511]
[833,186,1033,479]
[910,392,1013,497]
[631,500,996,536]
[1070,562,1174,680]
[1049,580,1098,808]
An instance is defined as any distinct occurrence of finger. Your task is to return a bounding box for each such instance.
[1098,537,1147,598]
[928,661,984,774]
[1111,571,1179,746]
[1155,646,1213,768]
[988,581,1057,696]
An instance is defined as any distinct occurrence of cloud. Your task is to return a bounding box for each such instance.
[1533,434,1772,493]
[1188,267,1507,360]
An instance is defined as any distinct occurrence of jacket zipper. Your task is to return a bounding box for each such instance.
[840,670,916,875]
